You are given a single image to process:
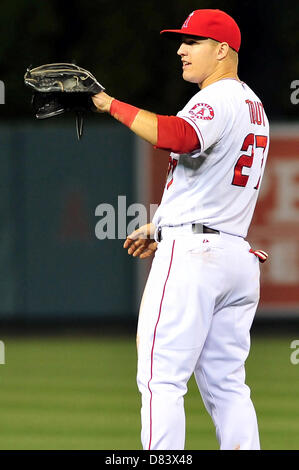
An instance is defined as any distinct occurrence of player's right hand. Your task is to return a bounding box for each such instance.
[92,92,114,113]
[124,223,157,259]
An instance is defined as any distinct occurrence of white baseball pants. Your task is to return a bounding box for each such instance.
[136,228,260,450]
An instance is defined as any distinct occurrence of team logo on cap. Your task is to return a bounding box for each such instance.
[182,11,195,28]
[189,103,214,121]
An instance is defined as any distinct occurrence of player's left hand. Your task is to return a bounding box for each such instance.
[124,223,157,259]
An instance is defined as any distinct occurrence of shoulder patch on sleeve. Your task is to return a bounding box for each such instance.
[189,103,214,121]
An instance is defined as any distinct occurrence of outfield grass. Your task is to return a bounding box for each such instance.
[0,334,298,450]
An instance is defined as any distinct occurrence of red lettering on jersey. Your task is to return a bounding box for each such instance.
[254,135,268,189]
[232,133,255,187]
[189,103,214,121]
[259,102,265,126]
[245,100,265,126]
[245,99,254,123]
[232,133,268,189]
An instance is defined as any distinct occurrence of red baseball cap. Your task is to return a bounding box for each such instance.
[160,9,241,52]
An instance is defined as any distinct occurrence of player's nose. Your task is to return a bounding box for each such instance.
[177,43,187,56]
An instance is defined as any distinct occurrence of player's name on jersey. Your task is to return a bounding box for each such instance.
[245,99,266,126]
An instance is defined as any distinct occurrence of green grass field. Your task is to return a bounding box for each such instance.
[0,333,298,450]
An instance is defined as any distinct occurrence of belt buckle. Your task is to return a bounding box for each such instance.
[155,226,162,242]
[192,223,204,234]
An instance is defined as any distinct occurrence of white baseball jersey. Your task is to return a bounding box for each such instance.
[152,79,270,237]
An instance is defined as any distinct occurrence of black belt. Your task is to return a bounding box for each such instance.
[157,223,219,242]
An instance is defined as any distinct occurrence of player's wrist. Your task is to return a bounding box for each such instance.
[106,96,115,113]
[148,223,156,239]
[109,99,140,127]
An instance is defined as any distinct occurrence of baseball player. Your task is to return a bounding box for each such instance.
[92,9,269,450]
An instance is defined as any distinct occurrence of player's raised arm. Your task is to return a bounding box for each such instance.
[92,92,158,145]
[91,92,200,154]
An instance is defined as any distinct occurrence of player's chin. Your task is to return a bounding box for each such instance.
[182,71,200,84]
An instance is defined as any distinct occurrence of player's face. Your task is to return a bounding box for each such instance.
[177,36,218,86]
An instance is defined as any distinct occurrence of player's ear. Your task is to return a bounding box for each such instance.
[216,42,229,60]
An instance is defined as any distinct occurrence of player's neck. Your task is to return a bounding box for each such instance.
[200,70,240,90]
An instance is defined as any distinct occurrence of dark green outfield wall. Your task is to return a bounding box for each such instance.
[0,122,137,320]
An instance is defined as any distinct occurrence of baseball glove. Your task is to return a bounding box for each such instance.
[24,63,105,139]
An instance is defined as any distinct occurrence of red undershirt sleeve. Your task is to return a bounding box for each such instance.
[108,100,200,154]
[155,115,201,154]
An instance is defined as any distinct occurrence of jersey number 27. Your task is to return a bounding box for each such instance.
[232,133,268,189]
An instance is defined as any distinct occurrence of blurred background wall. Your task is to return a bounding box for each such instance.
[0,122,138,325]
[0,0,298,329]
